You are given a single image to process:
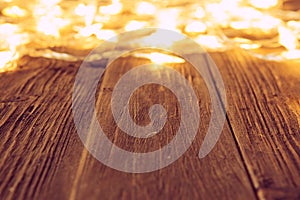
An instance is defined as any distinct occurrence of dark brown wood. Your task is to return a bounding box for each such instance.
[209,49,300,199]
[0,48,299,199]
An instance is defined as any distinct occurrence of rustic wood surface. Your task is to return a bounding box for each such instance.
[0,48,299,200]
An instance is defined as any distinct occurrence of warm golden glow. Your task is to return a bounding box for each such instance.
[94,30,117,41]
[282,50,300,60]
[230,15,280,33]
[0,23,29,71]
[29,49,79,61]
[157,9,180,31]
[141,30,185,48]
[77,23,103,37]
[2,6,27,17]
[0,23,19,36]
[195,35,224,50]
[206,0,281,34]
[194,7,205,19]
[136,2,157,15]
[125,21,147,31]
[0,0,300,66]
[99,0,123,15]
[287,21,300,32]
[185,21,207,34]
[249,0,279,9]
[39,0,61,5]
[0,24,28,52]
[233,38,261,49]
[36,16,70,37]
[0,51,17,71]
[75,3,97,26]
[134,52,185,64]
[279,25,299,51]
[34,0,70,37]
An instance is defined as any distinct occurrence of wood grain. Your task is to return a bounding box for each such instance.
[0,48,299,199]
[209,49,300,199]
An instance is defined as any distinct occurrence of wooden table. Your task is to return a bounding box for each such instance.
[0,48,299,199]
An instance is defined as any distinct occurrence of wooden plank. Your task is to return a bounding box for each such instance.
[209,49,300,199]
[0,54,256,199]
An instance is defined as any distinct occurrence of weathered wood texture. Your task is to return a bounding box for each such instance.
[210,50,300,199]
[0,48,299,200]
